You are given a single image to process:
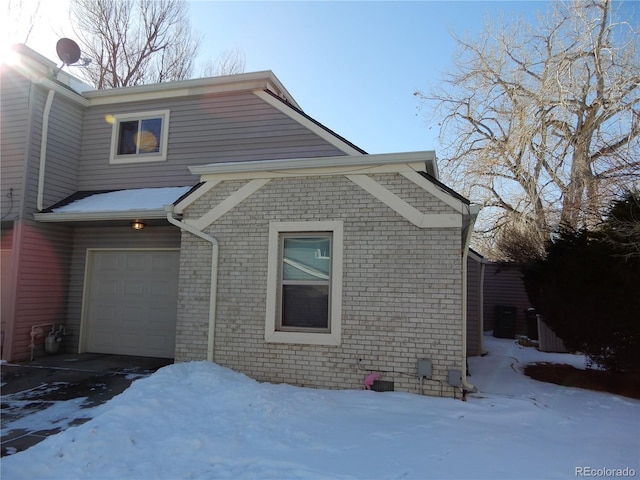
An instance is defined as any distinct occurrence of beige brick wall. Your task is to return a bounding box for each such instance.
[175,173,464,397]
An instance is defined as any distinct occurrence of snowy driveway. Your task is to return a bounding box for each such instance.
[0,354,171,456]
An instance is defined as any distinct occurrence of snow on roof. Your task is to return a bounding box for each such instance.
[51,186,192,213]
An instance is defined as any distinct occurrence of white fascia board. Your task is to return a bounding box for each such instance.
[468,249,484,262]
[7,47,91,105]
[33,209,168,223]
[7,63,90,106]
[39,78,90,106]
[189,151,436,177]
[84,71,300,108]
[254,90,364,156]
[196,162,427,182]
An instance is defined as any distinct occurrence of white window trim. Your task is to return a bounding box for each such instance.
[109,110,170,164]
[265,220,343,346]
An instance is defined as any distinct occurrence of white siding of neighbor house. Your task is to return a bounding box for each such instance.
[176,173,464,397]
[77,92,351,191]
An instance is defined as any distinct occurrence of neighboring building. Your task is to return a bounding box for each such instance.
[1,44,479,397]
[482,262,532,336]
[465,251,539,355]
[466,249,485,357]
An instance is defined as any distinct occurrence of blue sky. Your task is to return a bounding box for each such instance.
[4,0,558,154]
[187,1,552,154]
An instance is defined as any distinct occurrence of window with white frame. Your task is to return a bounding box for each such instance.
[265,221,343,345]
[109,110,170,164]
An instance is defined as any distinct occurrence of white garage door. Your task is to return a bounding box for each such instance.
[85,250,179,357]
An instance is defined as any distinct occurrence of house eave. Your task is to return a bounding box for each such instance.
[33,209,169,223]
[83,70,301,109]
[189,151,438,177]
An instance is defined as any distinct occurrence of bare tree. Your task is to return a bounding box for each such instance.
[416,0,640,260]
[70,0,201,88]
[201,47,246,77]
[3,0,41,44]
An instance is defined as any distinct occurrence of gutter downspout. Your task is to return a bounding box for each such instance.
[165,205,219,362]
[36,89,56,211]
[460,204,481,394]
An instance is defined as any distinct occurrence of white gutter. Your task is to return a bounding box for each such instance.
[189,151,437,176]
[36,89,55,211]
[164,205,219,362]
[34,209,168,223]
[84,70,301,110]
[460,204,481,394]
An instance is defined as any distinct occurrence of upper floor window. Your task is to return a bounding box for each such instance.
[109,110,170,164]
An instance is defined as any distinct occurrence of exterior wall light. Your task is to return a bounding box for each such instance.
[131,220,146,230]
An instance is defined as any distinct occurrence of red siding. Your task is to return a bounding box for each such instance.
[9,221,72,361]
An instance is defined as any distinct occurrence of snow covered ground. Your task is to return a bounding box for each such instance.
[2,335,638,479]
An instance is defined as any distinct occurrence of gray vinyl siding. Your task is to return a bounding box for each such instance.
[483,263,532,335]
[466,255,482,356]
[77,92,348,190]
[65,226,181,353]
[40,95,82,207]
[0,69,32,220]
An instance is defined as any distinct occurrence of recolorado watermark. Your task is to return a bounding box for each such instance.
[575,467,636,477]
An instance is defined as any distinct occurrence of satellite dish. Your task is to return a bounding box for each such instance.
[56,38,81,66]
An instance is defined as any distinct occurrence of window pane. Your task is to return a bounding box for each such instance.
[117,120,139,154]
[117,118,162,155]
[282,285,329,329]
[282,237,330,281]
[139,118,162,153]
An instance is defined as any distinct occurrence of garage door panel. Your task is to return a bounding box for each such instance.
[96,252,124,271]
[123,279,145,297]
[149,279,176,297]
[95,278,120,298]
[86,250,179,358]
[88,305,117,350]
[122,304,145,324]
[147,306,175,328]
[125,254,145,271]
[150,254,175,272]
